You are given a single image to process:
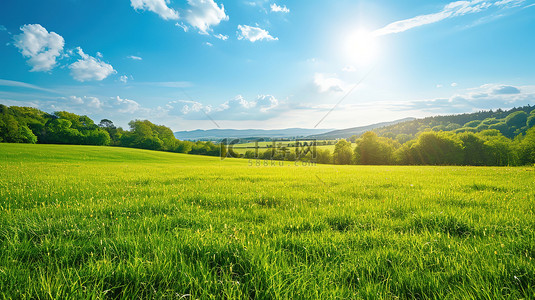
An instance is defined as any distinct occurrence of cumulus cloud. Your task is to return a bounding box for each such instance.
[69,47,116,82]
[176,94,281,120]
[66,96,102,109]
[492,85,521,94]
[237,25,278,42]
[130,0,179,20]
[392,83,534,113]
[13,24,65,72]
[314,73,348,93]
[451,82,458,87]
[86,97,103,109]
[270,3,290,13]
[110,96,141,113]
[128,55,143,60]
[373,0,525,36]
[185,0,228,34]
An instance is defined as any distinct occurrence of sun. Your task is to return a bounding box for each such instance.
[344,29,380,66]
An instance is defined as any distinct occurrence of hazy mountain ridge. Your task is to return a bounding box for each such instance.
[307,118,416,139]
[174,128,333,140]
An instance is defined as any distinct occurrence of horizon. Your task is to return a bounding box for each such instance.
[1,0,534,131]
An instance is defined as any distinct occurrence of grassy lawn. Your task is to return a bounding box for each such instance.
[0,143,534,298]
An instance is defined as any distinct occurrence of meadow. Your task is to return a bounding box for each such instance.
[0,143,534,299]
[228,140,346,155]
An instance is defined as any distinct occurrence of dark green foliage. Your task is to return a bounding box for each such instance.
[0,105,220,156]
[410,132,464,165]
[458,132,488,165]
[527,115,535,128]
[517,127,535,165]
[0,105,39,144]
[41,112,111,145]
[505,111,528,129]
[488,122,511,137]
[374,105,535,141]
[464,120,482,128]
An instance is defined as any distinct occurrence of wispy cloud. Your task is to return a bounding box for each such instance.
[0,79,60,94]
[373,0,525,36]
[127,55,143,61]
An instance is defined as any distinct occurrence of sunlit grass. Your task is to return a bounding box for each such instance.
[0,143,534,298]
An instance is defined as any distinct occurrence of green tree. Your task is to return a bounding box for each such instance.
[517,127,535,165]
[411,132,464,165]
[315,148,332,164]
[527,115,535,128]
[354,132,398,165]
[458,132,488,166]
[333,139,353,165]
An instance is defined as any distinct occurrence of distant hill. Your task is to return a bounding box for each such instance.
[174,128,333,141]
[307,118,416,139]
[374,105,535,140]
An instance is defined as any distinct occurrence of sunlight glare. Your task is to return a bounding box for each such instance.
[344,29,380,66]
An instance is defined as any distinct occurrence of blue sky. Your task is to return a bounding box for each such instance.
[1,0,534,131]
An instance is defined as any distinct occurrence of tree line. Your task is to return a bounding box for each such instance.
[0,105,219,156]
[2,104,534,166]
[372,105,535,143]
[243,129,535,166]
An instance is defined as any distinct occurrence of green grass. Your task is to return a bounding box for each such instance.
[1,143,534,299]
[229,141,347,155]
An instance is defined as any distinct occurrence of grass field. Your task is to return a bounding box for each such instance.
[229,141,347,155]
[1,143,534,299]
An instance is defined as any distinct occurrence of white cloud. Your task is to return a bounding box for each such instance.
[128,55,143,60]
[177,94,281,120]
[69,96,84,104]
[86,97,103,109]
[256,94,279,112]
[214,33,229,40]
[185,0,228,34]
[130,0,179,20]
[270,3,290,13]
[451,82,458,87]
[119,75,129,83]
[66,96,102,109]
[0,79,58,94]
[204,42,213,47]
[111,96,141,113]
[0,25,6,31]
[436,84,443,88]
[392,83,535,113]
[237,25,278,42]
[373,0,524,36]
[69,47,116,82]
[314,73,347,93]
[13,24,65,72]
